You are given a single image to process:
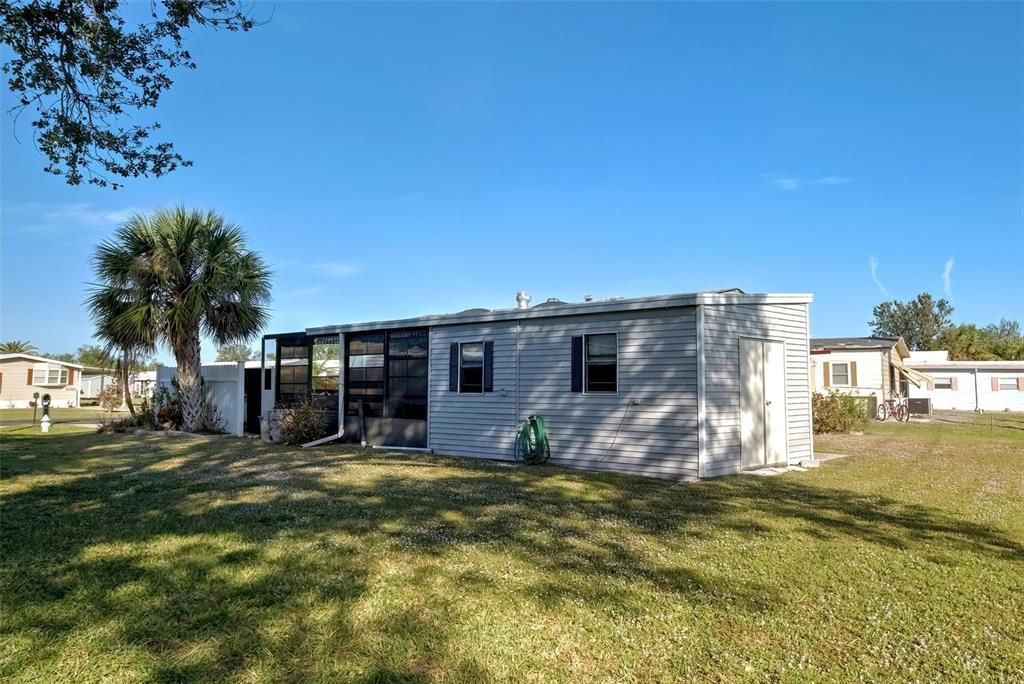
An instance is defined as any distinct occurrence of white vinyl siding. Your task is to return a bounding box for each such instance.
[702,303,812,477]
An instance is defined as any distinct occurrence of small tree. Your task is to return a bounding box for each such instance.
[87,208,271,432]
[869,293,953,351]
[98,384,122,413]
[216,343,256,362]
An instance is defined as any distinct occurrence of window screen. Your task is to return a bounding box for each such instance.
[585,334,617,393]
[831,362,850,386]
[460,342,483,394]
[346,333,385,417]
[388,330,428,419]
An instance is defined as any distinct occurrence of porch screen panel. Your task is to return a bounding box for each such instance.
[346,333,385,417]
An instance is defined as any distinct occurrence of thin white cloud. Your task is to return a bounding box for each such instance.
[869,255,890,297]
[942,257,954,297]
[763,173,853,191]
[4,202,143,235]
[312,261,360,277]
[810,175,854,186]
[763,173,801,191]
[399,191,425,202]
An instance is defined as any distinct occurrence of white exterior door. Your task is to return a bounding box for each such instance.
[740,338,788,469]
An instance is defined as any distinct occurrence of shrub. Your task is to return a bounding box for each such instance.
[277,401,328,445]
[98,384,123,412]
[812,390,869,434]
[153,381,183,429]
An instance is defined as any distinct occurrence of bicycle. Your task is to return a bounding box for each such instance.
[876,392,909,422]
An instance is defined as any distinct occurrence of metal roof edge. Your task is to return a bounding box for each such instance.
[303,292,814,336]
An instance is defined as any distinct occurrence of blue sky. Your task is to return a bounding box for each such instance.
[2,2,1022,362]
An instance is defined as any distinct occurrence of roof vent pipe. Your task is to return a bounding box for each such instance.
[516,291,532,310]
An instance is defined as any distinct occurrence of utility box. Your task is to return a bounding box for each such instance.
[907,398,931,415]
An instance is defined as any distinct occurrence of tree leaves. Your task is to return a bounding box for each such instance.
[869,293,953,351]
[1,0,256,188]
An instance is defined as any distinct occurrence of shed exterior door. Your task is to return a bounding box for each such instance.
[740,338,788,469]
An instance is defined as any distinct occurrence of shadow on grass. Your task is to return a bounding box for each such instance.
[1,429,1021,680]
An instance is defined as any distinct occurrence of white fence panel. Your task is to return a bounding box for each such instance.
[156,363,244,435]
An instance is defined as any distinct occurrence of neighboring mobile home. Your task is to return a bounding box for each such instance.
[905,351,1024,412]
[0,354,82,408]
[261,289,814,479]
[809,336,930,404]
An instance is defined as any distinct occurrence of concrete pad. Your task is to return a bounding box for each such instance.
[813,452,849,462]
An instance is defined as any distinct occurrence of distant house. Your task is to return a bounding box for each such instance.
[905,351,1024,412]
[80,367,118,400]
[0,354,83,408]
[809,337,930,404]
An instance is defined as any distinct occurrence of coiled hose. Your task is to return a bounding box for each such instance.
[515,415,551,465]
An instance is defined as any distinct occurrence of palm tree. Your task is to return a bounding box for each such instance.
[87,208,271,431]
[0,340,38,354]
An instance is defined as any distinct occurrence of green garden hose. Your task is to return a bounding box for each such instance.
[515,415,551,465]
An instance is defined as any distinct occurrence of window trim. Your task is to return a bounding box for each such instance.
[32,364,69,386]
[583,332,618,395]
[458,341,485,394]
[830,362,851,387]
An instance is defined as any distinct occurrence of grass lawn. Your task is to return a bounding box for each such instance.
[1,421,1021,682]
[0,407,126,423]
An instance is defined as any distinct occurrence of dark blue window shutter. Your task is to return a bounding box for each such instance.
[483,341,494,392]
[571,336,583,392]
[449,343,459,392]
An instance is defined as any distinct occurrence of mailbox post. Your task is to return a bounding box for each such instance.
[40,393,52,433]
[32,391,39,425]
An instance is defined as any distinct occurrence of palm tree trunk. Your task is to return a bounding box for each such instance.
[177,335,204,432]
[122,349,136,417]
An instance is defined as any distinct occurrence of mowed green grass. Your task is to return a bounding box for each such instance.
[1,421,1021,682]
[0,407,124,423]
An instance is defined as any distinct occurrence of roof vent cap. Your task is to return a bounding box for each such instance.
[583,294,594,302]
[515,291,532,310]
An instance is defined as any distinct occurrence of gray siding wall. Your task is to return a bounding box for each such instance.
[428,309,700,478]
[428,322,520,460]
[702,303,812,477]
[518,309,699,478]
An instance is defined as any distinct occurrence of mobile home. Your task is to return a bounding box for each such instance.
[261,289,814,479]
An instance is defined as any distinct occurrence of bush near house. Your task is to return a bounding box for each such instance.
[277,401,328,445]
[812,390,869,434]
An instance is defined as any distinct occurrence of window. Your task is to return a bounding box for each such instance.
[311,336,340,393]
[934,377,953,390]
[459,342,483,393]
[830,362,850,386]
[998,377,1018,391]
[387,330,428,419]
[33,365,68,386]
[585,333,617,393]
[346,333,385,417]
[277,343,309,405]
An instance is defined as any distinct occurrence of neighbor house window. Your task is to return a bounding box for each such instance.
[998,377,1018,391]
[585,333,617,393]
[830,362,850,386]
[934,377,953,390]
[33,365,68,386]
[459,342,484,394]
